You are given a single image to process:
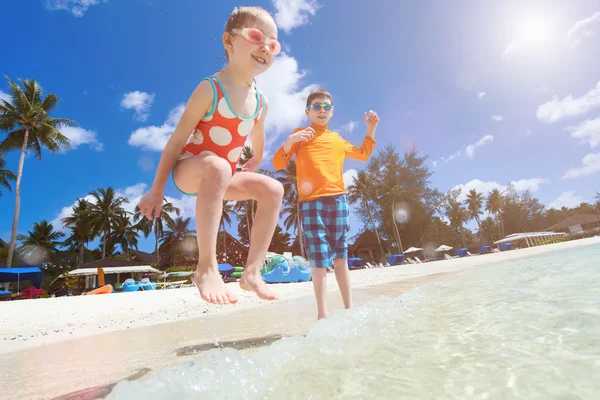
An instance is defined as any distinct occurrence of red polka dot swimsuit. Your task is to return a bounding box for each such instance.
[179,75,265,174]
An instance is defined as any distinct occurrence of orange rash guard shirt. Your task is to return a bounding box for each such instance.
[272,123,376,202]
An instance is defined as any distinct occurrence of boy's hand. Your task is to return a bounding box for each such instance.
[138,190,163,221]
[364,110,380,135]
[241,157,260,172]
[288,127,315,144]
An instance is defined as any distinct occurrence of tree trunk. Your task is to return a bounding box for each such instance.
[391,197,404,254]
[6,127,30,268]
[245,204,251,244]
[78,240,84,266]
[154,221,160,258]
[365,200,385,262]
[102,228,108,259]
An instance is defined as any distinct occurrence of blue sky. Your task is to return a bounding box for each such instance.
[1,0,600,253]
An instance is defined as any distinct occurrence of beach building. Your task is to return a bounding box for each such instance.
[493,231,567,249]
[63,259,160,291]
[546,213,600,236]
[349,230,394,263]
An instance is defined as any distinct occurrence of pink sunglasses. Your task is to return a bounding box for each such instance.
[231,27,281,55]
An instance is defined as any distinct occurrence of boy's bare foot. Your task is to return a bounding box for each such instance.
[193,268,238,304]
[239,271,278,301]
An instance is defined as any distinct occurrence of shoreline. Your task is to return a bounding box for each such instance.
[0,237,597,399]
[4,271,465,400]
[1,236,598,356]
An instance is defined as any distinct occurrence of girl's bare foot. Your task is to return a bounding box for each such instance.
[193,268,238,304]
[239,271,278,300]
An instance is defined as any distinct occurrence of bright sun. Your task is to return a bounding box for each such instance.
[522,19,553,42]
[503,16,558,57]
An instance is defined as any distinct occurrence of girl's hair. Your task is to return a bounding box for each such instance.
[223,6,273,60]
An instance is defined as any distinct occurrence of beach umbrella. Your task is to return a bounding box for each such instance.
[98,268,105,287]
[404,247,423,254]
[435,245,453,252]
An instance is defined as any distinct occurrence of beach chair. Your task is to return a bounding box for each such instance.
[414,256,425,263]
[122,278,142,292]
[139,277,156,291]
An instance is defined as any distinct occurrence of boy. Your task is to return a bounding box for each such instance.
[272,88,379,319]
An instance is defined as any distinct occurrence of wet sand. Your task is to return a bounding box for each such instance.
[2,272,462,400]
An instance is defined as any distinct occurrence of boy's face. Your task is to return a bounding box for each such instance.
[305,96,334,125]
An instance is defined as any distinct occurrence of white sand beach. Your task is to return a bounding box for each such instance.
[0,237,598,400]
[1,236,598,355]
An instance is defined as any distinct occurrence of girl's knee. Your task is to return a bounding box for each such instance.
[200,156,232,182]
[254,177,284,203]
[263,179,284,203]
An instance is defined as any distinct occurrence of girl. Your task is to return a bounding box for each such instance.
[137,6,283,305]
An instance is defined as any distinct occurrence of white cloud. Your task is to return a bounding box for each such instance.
[121,91,155,122]
[432,149,463,168]
[490,115,503,121]
[272,0,319,34]
[465,135,494,158]
[255,53,319,147]
[511,178,549,193]
[51,182,197,233]
[433,135,494,167]
[566,117,600,148]
[536,81,600,123]
[452,178,548,202]
[477,92,486,99]
[562,153,600,179]
[566,11,600,49]
[60,126,103,151]
[0,90,9,103]
[343,169,357,189]
[128,104,185,151]
[547,191,585,209]
[339,120,358,133]
[138,156,155,172]
[452,179,504,202]
[45,0,107,17]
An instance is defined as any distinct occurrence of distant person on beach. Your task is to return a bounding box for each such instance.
[138,6,283,305]
[273,89,380,319]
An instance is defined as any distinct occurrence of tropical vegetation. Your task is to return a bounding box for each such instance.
[1,77,600,291]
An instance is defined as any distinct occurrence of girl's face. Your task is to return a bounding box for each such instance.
[225,13,279,77]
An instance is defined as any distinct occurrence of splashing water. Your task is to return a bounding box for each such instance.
[107,244,600,399]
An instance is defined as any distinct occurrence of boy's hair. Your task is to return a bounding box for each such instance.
[223,6,273,60]
[306,89,334,107]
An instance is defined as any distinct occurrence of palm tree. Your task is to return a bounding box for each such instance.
[347,170,385,262]
[445,198,469,247]
[160,216,196,267]
[486,189,505,239]
[133,198,179,257]
[0,76,76,268]
[0,154,16,197]
[219,200,237,256]
[62,199,94,267]
[464,189,484,239]
[17,220,65,264]
[595,191,600,213]
[276,159,305,257]
[86,187,129,259]
[108,217,140,254]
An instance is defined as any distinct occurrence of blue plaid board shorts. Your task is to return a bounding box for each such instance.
[300,194,350,268]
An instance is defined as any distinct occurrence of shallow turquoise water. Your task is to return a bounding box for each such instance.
[108,244,600,399]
